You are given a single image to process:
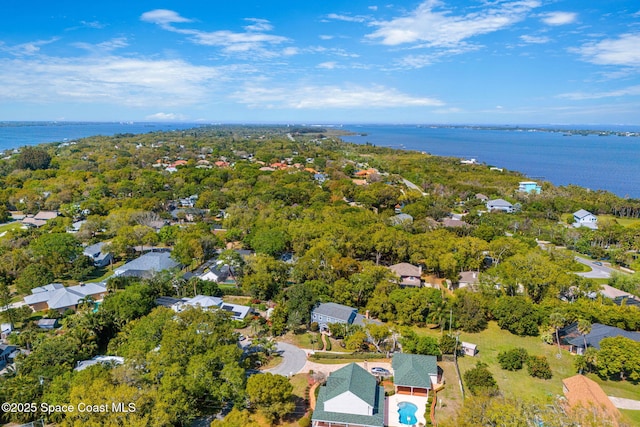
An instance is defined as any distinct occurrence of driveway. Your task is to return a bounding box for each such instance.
[264,342,307,377]
[608,396,640,410]
[574,256,617,279]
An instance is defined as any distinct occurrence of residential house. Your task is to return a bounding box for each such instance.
[475,193,489,202]
[559,322,640,355]
[518,181,542,194]
[199,264,231,283]
[24,283,107,313]
[392,353,438,397]
[441,217,469,228]
[599,284,637,305]
[171,295,253,321]
[458,271,480,288]
[83,242,113,268]
[486,199,514,213]
[573,209,598,229]
[311,302,371,331]
[0,343,17,364]
[114,251,180,278]
[75,355,124,372]
[388,263,422,287]
[312,363,385,427]
[21,210,59,227]
[1,323,12,340]
[562,375,620,426]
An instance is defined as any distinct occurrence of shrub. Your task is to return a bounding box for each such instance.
[310,322,319,332]
[463,362,499,396]
[497,347,529,371]
[526,355,552,379]
[325,336,332,351]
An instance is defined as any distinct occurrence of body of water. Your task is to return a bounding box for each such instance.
[342,125,640,199]
[0,121,202,153]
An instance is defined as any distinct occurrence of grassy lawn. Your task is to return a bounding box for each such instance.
[260,355,283,370]
[620,409,640,426]
[435,360,464,424]
[283,331,323,351]
[599,214,640,228]
[416,322,640,407]
[0,221,25,240]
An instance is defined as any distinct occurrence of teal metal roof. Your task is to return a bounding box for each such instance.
[392,353,438,389]
[312,363,385,427]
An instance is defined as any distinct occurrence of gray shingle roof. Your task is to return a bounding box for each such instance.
[312,302,356,323]
[573,209,593,219]
[392,353,438,389]
[566,323,640,350]
[115,251,180,277]
[388,263,421,277]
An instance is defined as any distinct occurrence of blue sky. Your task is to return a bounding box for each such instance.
[1,0,639,124]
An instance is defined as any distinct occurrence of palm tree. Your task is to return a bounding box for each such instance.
[549,312,566,357]
[576,318,592,355]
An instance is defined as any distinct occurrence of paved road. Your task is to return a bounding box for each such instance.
[574,256,617,279]
[264,342,307,377]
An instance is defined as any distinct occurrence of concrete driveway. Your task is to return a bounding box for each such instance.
[264,342,307,377]
[574,256,616,279]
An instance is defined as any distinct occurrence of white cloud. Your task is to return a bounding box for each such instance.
[326,13,369,23]
[244,18,274,32]
[0,38,59,56]
[558,85,640,100]
[140,9,193,27]
[366,0,541,47]
[572,33,640,67]
[232,83,443,109]
[540,11,577,26]
[141,10,292,58]
[520,34,550,44]
[0,55,227,108]
[319,35,334,40]
[317,61,338,69]
[146,112,187,121]
[369,6,379,12]
[72,37,129,53]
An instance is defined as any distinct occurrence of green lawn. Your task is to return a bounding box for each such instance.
[620,409,640,426]
[0,221,25,240]
[414,322,639,405]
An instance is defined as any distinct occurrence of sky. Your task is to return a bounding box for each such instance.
[1,0,639,124]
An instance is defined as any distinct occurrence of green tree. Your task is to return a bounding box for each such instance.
[15,146,51,170]
[463,362,498,396]
[549,311,566,357]
[497,347,528,371]
[597,336,640,381]
[15,263,55,294]
[246,373,294,423]
[526,355,552,379]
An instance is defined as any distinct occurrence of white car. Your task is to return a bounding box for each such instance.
[370,367,391,376]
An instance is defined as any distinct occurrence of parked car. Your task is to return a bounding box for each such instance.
[370,367,391,376]
[593,261,603,266]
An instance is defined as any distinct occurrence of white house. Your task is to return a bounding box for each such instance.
[486,199,514,213]
[573,209,598,229]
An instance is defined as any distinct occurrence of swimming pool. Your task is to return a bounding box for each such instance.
[397,401,418,425]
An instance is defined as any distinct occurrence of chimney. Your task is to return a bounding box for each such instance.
[365,310,370,319]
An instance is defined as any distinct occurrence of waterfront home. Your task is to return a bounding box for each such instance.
[486,199,514,213]
[573,209,598,229]
[312,363,385,427]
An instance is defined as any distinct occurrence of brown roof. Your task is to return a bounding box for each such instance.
[562,375,620,426]
[388,263,421,278]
